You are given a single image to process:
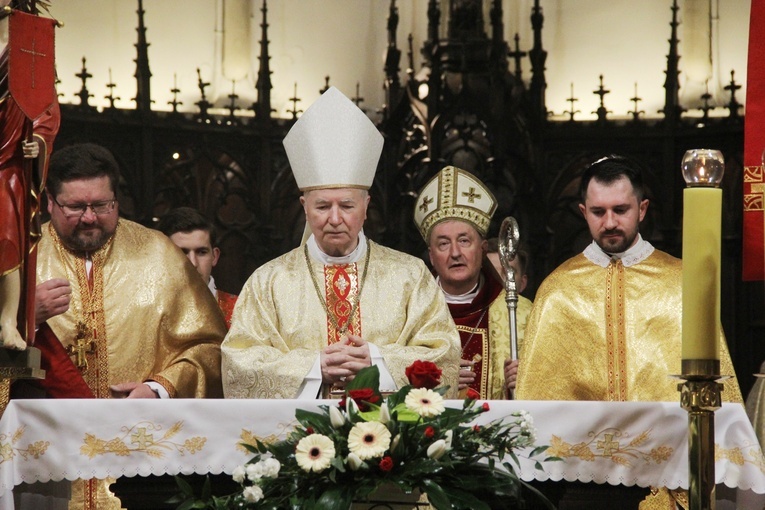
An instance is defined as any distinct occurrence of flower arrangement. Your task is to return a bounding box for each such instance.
[175,361,553,510]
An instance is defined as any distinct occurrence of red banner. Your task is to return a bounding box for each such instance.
[743,0,765,281]
[8,10,56,121]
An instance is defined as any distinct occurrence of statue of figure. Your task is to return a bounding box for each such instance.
[0,2,60,349]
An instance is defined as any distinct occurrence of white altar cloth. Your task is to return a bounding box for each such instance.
[0,399,762,500]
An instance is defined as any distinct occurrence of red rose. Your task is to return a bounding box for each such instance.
[347,388,380,411]
[424,426,435,438]
[482,402,490,412]
[466,388,480,400]
[379,456,394,472]
[306,427,314,434]
[405,360,442,389]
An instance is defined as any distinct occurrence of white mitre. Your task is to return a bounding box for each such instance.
[283,86,383,191]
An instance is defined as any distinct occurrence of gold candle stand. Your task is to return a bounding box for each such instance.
[677,359,723,510]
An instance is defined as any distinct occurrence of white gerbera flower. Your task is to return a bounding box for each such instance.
[405,388,445,417]
[347,421,391,460]
[243,485,264,503]
[295,434,336,473]
[232,465,246,484]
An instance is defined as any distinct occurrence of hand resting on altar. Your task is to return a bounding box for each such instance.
[320,334,371,387]
[35,278,71,327]
[110,382,159,399]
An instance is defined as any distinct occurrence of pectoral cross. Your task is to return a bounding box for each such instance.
[67,322,95,370]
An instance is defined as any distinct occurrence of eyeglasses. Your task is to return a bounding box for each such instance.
[53,197,117,218]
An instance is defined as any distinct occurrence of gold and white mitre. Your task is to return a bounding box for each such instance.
[413,166,498,241]
[283,86,383,191]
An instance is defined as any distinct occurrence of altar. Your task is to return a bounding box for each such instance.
[0,399,763,508]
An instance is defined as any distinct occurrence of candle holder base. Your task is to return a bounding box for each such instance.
[676,372,723,510]
[681,359,720,378]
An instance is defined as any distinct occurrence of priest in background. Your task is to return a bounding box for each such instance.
[412,166,517,400]
[157,206,238,329]
[222,87,460,399]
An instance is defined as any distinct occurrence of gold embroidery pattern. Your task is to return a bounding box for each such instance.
[715,442,765,474]
[50,223,113,398]
[0,427,49,464]
[546,428,673,467]
[744,165,763,183]
[324,264,361,342]
[237,423,294,454]
[80,421,206,459]
[605,261,627,401]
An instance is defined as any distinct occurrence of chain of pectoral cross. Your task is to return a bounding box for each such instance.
[52,227,98,370]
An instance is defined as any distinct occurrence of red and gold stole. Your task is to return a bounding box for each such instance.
[323,263,362,343]
[744,0,765,280]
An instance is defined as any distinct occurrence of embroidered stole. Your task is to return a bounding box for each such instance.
[323,263,362,343]
[69,251,109,399]
[605,259,628,401]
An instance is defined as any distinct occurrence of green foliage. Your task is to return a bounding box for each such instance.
[175,365,556,510]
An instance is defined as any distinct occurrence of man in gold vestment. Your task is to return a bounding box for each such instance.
[35,143,226,509]
[516,155,742,510]
[516,155,742,403]
[222,88,460,399]
[413,166,522,400]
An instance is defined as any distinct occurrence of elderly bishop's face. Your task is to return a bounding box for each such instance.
[301,188,370,257]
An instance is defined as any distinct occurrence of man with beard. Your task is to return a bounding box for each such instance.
[34,143,225,509]
[516,155,741,403]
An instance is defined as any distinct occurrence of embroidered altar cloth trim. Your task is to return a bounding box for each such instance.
[0,399,762,495]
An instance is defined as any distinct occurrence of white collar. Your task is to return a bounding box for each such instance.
[583,234,654,268]
[207,275,218,297]
[306,230,367,265]
[439,275,483,304]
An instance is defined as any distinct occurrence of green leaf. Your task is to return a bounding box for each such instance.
[174,475,193,496]
[346,365,380,392]
[315,486,353,510]
[439,485,491,510]
[420,480,451,510]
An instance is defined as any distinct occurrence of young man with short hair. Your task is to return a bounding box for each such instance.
[156,207,237,328]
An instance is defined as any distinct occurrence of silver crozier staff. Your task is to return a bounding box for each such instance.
[498,217,520,398]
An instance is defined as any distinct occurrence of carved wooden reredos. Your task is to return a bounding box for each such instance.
[52,0,760,393]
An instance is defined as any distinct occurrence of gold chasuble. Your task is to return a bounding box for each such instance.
[516,250,742,403]
[37,219,225,399]
[37,219,225,510]
[222,240,461,398]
